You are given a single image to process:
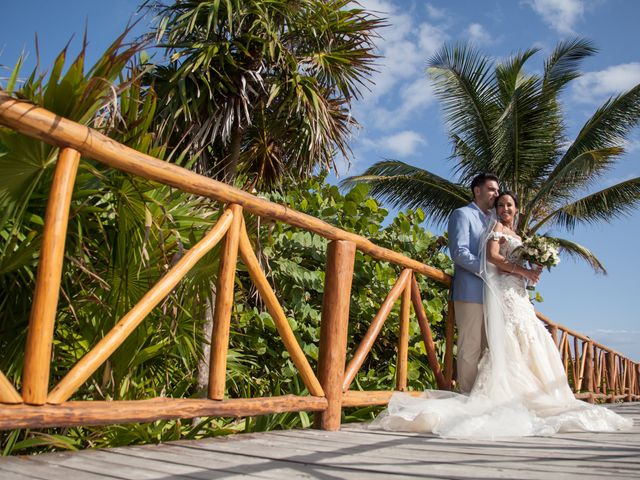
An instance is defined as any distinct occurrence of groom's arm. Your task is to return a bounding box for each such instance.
[448,209,481,275]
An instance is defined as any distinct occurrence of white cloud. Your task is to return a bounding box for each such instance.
[353,1,448,108]
[369,78,436,129]
[466,23,495,46]
[525,0,584,35]
[572,63,640,103]
[418,22,449,59]
[362,130,427,157]
[425,3,446,20]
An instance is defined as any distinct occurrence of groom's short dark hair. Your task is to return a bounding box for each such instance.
[470,173,499,196]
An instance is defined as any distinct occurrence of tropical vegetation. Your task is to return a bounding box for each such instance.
[344,39,640,273]
[0,2,454,455]
[146,0,383,188]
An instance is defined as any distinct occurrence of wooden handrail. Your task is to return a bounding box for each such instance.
[0,371,22,404]
[0,93,450,286]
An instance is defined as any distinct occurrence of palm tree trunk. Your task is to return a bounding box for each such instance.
[197,293,215,392]
[223,120,245,184]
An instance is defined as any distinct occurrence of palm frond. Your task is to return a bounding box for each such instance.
[427,42,497,181]
[553,84,640,187]
[525,147,623,216]
[543,37,597,93]
[341,160,471,225]
[532,177,640,231]
[543,235,606,275]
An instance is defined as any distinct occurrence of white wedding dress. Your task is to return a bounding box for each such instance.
[371,229,633,439]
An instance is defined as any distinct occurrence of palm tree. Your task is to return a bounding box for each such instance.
[343,39,640,273]
[146,0,384,189]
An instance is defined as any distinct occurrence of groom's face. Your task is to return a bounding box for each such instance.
[474,180,500,211]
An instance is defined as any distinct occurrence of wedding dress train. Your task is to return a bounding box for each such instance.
[371,231,633,439]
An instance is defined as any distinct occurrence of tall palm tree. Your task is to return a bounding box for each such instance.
[343,39,640,273]
[146,0,384,189]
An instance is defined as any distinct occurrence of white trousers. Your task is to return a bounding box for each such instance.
[454,301,487,394]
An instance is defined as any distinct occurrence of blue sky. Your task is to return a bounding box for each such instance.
[1,1,639,360]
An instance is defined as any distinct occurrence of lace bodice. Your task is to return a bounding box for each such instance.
[487,231,523,263]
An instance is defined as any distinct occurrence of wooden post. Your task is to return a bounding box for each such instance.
[443,291,455,390]
[22,148,80,405]
[396,277,411,392]
[573,337,580,392]
[605,351,615,396]
[583,341,594,397]
[208,204,243,400]
[315,240,356,431]
[410,276,446,389]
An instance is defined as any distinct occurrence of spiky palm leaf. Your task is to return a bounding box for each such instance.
[341,160,470,226]
[346,38,640,273]
[532,176,640,232]
[147,0,383,188]
[543,235,606,275]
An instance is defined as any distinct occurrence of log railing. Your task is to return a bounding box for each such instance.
[0,92,637,433]
[537,312,639,403]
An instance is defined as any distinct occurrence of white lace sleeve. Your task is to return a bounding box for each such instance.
[487,232,504,242]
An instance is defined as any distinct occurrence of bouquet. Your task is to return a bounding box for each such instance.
[517,235,560,290]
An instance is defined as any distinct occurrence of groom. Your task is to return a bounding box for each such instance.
[448,173,500,393]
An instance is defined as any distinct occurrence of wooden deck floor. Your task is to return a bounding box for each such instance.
[1,402,638,479]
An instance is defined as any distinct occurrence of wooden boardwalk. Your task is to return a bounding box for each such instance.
[1,403,638,479]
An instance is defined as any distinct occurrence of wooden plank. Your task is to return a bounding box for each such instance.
[121,442,403,479]
[0,93,450,287]
[184,431,627,478]
[46,209,235,404]
[0,395,327,430]
[22,148,81,405]
[0,455,113,480]
[4,403,638,480]
[99,443,305,479]
[443,290,455,389]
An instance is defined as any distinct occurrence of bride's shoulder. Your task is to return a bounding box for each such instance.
[487,223,506,243]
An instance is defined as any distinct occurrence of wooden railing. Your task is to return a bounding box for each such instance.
[0,92,637,432]
[537,312,639,403]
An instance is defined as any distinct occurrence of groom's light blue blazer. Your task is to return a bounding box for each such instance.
[448,202,490,304]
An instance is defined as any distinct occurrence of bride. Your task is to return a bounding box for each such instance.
[371,191,633,438]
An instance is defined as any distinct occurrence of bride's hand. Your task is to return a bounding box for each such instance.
[522,268,541,284]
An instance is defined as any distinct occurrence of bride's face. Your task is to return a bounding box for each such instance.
[496,195,518,225]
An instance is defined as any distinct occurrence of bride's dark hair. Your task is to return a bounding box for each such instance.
[496,190,519,208]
